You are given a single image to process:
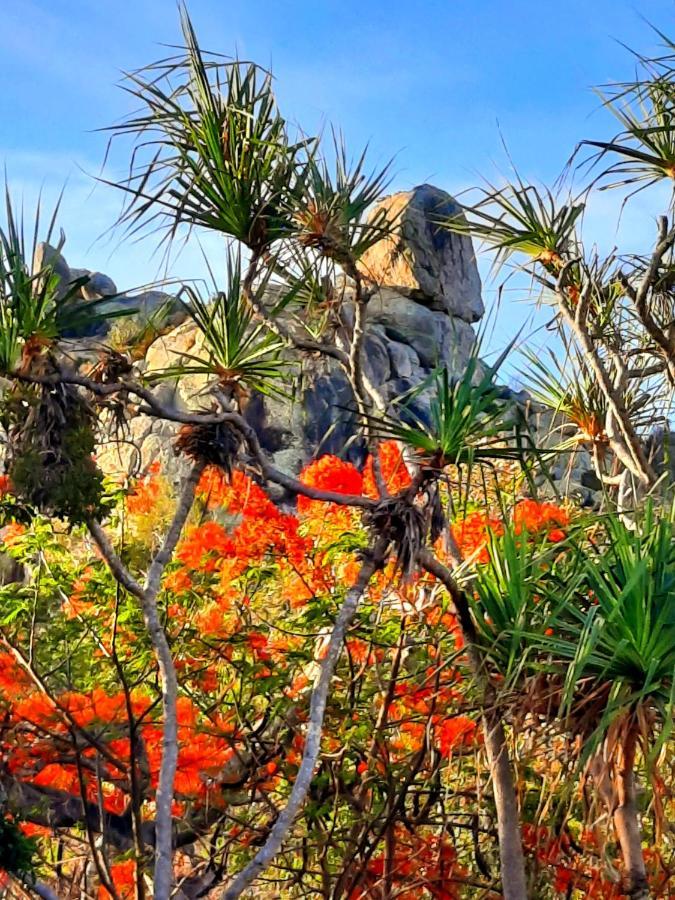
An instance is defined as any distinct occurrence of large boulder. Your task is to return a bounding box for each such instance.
[359,185,484,323]
[91,185,485,481]
[366,288,476,373]
[81,272,118,300]
[33,241,72,300]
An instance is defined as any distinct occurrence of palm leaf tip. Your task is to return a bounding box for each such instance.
[368,351,521,468]
[443,182,583,271]
[154,252,289,398]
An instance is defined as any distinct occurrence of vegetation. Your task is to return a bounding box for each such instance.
[0,8,674,900]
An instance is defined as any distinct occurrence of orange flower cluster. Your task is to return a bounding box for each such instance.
[362,441,412,497]
[0,653,30,703]
[350,828,466,900]
[0,474,12,495]
[297,455,364,504]
[4,684,237,820]
[296,455,363,536]
[197,467,276,517]
[178,470,309,594]
[0,521,26,548]
[450,511,504,564]
[126,461,163,515]
[98,860,136,899]
[449,499,570,564]
[177,521,236,572]
[435,715,479,758]
[521,824,624,898]
[386,665,472,761]
[513,498,569,543]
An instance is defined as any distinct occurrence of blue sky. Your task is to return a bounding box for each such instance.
[1,0,674,360]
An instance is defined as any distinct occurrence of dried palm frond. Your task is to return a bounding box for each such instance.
[364,495,426,579]
[2,378,108,524]
[174,420,243,477]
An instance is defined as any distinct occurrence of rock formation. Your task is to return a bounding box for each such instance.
[29,184,600,504]
[359,184,484,322]
[31,240,181,335]
[91,185,486,480]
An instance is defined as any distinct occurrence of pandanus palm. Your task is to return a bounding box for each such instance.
[443,180,584,274]
[0,190,132,375]
[380,346,541,900]
[146,251,288,473]
[528,506,675,899]
[106,6,305,254]
[0,191,134,522]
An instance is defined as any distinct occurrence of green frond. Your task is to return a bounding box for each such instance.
[470,527,574,686]
[521,346,609,447]
[367,346,522,468]
[443,181,583,273]
[105,7,306,253]
[0,188,135,374]
[149,249,288,395]
[586,69,675,193]
[533,504,675,743]
[288,133,393,264]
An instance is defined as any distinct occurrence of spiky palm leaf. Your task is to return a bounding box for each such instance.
[368,353,523,468]
[0,189,135,374]
[106,6,305,253]
[522,347,609,448]
[470,526,572,691]
[149,251,287,396]
[535,504,675,759]
[586,76,675,192]
[288,134,392,265]
[443,181,583,273]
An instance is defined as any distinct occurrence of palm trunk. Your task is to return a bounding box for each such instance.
[88,462,204,900]
[223,540,387,899]
[418,549,528,900]
[613,724,649,900]
[483,712,528,900]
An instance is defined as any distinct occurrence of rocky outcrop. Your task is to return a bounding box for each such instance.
[93,186,484,479]
[359,184,484,322]
[32,241,181,335]
[31,184,600,504]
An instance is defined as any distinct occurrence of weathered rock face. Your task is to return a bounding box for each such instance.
[359,185,484,323]
[33,241,72,300]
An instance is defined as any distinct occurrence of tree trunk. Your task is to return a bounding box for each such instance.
[418,549,528,900]
[483,712,529,900]
[88,462,204,900]
[613,725,650,900]
[222,540,387,899]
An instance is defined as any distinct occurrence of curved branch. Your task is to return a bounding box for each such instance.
[87,462,205,900]
[222,538,388,899]
[12,371,376,509]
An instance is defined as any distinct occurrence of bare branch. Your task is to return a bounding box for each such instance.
[86,462,205,899]
[222,539,388,899]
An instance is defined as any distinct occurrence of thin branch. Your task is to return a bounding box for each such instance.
[222,538,388,899]
[87,462,204,899]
